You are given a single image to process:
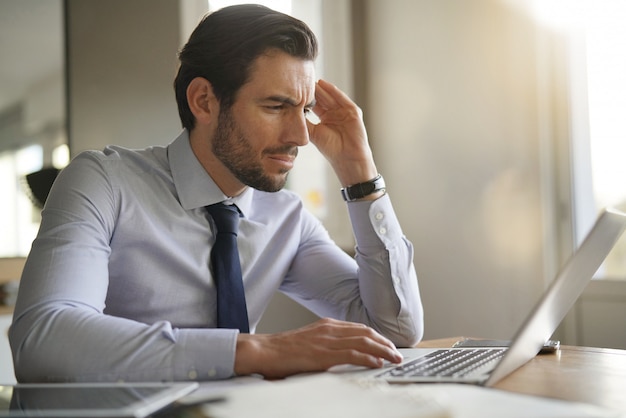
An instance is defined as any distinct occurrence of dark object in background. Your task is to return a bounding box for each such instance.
[23,167,60,209]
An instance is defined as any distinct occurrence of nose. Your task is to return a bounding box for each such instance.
[283,110,310,147]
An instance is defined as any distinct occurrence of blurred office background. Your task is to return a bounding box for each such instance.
[1,0,625,383]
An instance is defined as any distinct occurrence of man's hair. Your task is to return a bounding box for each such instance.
[174,4,318,131]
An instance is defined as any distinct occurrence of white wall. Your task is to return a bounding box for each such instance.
[67,0,183,155]
[362,0,550,340]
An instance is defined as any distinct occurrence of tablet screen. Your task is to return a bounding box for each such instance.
[0,382,198,417]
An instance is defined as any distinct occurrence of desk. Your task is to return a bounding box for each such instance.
[418,337,626,414]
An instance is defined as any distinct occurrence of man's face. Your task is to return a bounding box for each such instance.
[212,50,316,192]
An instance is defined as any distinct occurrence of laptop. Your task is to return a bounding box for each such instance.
[0,382,198,417]
[338,207,626,386]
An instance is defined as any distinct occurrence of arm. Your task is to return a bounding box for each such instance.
[232,80,423,378]
[9,153,237,382]
[273,194,423,348]
[308,79,423,344]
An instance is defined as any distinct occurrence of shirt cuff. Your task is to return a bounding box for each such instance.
[172,328,238,381]
[347,193,404,251]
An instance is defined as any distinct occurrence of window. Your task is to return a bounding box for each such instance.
[0,145,43,257]
[532,0,626,279]
[584,3,626,278]
[0,0,67,258]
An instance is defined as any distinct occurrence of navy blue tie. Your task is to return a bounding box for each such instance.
[207,203,249,333]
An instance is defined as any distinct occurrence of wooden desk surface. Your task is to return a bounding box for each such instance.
[418,337,626,414]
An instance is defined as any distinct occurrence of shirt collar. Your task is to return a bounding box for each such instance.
[168,130,253,216]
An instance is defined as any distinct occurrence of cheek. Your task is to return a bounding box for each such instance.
[231,104,286,147]
[244,114,283,146]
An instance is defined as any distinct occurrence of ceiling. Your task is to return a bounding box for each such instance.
[0,0,64,113]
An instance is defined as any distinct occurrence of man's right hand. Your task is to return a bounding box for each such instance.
[233,318,404,379]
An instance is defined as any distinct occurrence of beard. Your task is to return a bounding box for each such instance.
[212,107,298,193]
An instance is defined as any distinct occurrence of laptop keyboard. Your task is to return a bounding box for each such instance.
[377,348,507,379]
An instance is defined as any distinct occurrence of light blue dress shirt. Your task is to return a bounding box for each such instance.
[10,130,423,382]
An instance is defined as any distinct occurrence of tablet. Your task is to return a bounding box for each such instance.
[0,382,198,417]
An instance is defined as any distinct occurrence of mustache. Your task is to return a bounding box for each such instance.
[263,145,299,158]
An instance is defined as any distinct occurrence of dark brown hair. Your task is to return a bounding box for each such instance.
[174,4,318,131]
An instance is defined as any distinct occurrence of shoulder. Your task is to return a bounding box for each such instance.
[247,187,324,231]
[53,144,172,201]
[65,144,170,181]
[68,144,167,166]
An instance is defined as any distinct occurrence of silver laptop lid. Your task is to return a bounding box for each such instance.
[485,207,626,386]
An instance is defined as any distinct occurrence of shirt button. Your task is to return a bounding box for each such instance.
[188,370,198,380]
[208,368,217,378]
[375,212,384,221]
[393,276,401,285]
[379,227,387,235]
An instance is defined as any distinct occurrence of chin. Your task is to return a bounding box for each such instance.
[270,174,289,192]
[248,174,288,193]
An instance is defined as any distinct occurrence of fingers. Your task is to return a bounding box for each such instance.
[234,318,404,379]
[312,79,361,121]
[307,80,378,191]
[309,318,398,354]
[314,79,353,109]
[312,80,334,118]
[312,318,403,365]
[305,319,404,371]
[308,79,368,151]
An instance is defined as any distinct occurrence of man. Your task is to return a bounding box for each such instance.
[10,4,423,382]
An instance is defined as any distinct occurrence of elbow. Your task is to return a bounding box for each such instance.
[9,322,44,383]
[365,299,425,348]
[391,318,424,348]
[374,313,424,348]
[390,299,425,348]
[10,333,76,383]
[9,330,32,383]
[9,314,71,383]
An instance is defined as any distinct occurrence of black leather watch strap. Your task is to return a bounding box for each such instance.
[340,174,386,202]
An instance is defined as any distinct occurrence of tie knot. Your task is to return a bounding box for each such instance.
[207,203,240,235]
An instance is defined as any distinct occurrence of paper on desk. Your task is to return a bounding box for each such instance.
[197,374,621,418]
[178,375,269,405]
[202,374,451,418]
[432,384,621,418]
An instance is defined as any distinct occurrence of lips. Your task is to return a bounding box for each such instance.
[267,154,296,171]
[264,147,298,170]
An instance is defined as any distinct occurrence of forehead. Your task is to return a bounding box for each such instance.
[241,50,316,102]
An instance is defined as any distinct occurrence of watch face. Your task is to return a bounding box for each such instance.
[360,182,376,195]
[348,184,367,200]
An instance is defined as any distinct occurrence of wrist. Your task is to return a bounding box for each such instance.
[340,174,386,202]
[234,334,262,376]
[331,156,378,188]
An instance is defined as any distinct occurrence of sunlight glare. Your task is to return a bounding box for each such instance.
[531,0,626,210]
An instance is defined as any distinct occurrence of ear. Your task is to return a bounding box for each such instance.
[186,77,219,126]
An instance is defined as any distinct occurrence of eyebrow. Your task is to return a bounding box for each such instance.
[265,95,316,109]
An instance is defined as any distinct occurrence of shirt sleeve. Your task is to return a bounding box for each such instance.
[281,193,424,347]
[9,152,238,382]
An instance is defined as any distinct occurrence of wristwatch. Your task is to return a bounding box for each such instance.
[340,174,386,202]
